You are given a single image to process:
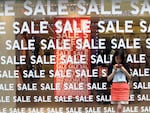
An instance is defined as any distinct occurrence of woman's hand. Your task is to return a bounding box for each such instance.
[114,64,122,70]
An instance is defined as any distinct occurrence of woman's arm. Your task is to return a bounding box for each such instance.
[107,64,118,82]
[107,69,116,82]
[121,66,131,80]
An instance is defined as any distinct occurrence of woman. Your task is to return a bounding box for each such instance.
[107,49,131,113]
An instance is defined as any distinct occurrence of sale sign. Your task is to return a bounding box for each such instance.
[54,17,91,97]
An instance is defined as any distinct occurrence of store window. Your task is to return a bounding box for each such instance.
[0,0,150,112]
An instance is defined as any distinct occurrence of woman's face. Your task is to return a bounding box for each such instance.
[115,55,122,64]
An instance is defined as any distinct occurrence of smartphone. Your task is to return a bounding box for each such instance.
[116,64,122,68]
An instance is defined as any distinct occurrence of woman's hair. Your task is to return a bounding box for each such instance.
[111,49,125,65]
